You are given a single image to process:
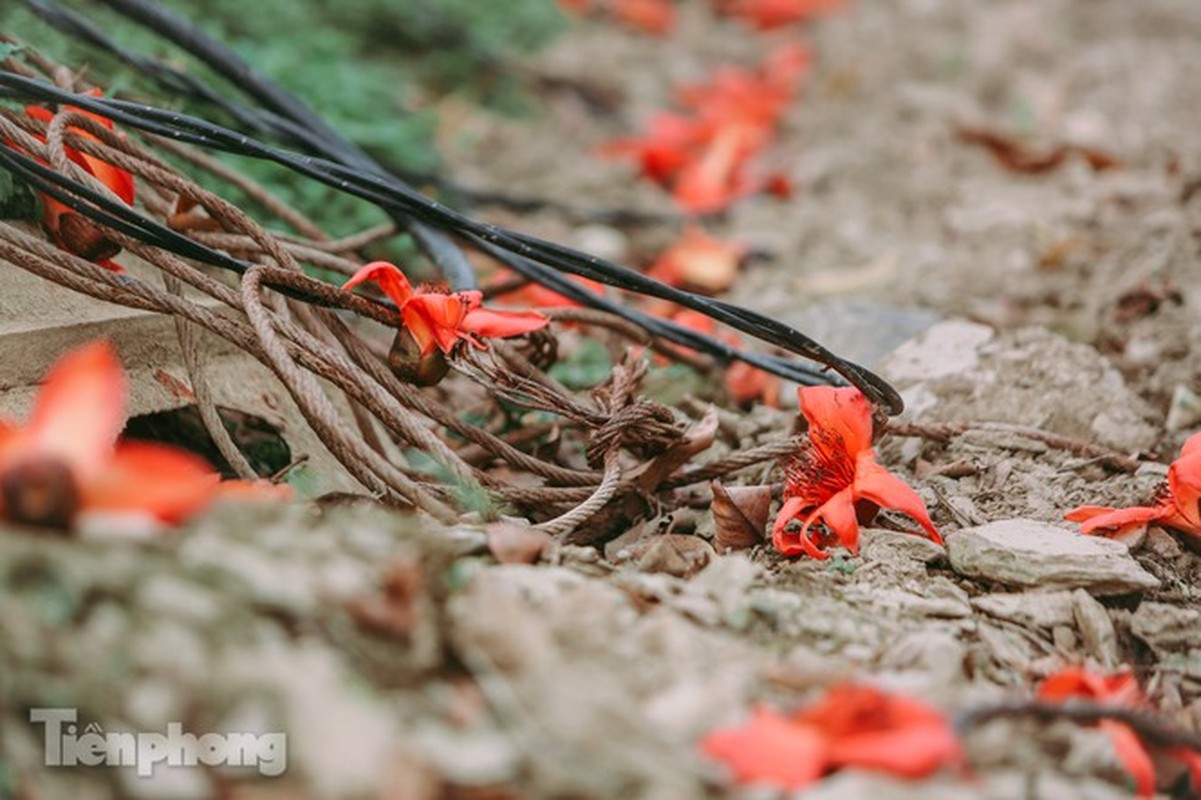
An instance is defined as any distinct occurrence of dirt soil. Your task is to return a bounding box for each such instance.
[3,1,1201,799]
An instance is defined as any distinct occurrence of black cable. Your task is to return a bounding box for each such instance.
[0,72,902,411]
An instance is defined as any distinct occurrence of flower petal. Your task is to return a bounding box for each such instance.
[1065,503,1168,537]
[792,685,963,780]
[1179,431,1201,460]
[1099,720,1156,799]
[771,496,827,559]
[23,341,126,480]
[460,306,549,342]
[82,441,219,524]
[825,722,962,778]
[81,153,136,205]
[342,261,416,308]
[403,295,470,354]
[804,485,860,553]
[1166,445,1201,532]
[797,386,874,458]
[700,706,827,790]
[853,456,941,543]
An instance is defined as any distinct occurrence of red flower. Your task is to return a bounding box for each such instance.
[701,684,963,790]
[647,225,745,294]
[602,44,809,214]
[713,0,849,30]
[1038,667,1201,798]
[773,386,940,558]
[342,262,549,358]
[0,342,220,530]
[601,112,708,188]
[611,0,676,34]
[485,269,604,311]
[12,89,136,271]
[1066,432,1201,547]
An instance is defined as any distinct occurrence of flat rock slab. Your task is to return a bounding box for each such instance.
[946,519,1159,595]
[879,321,1158,452]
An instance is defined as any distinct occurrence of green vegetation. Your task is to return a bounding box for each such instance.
[1,1,567,237]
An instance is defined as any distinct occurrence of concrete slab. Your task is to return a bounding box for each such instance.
[0,252,361,495]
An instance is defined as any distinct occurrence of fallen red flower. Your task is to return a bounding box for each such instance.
[12,89,136,271]
[485,269,604,310]
[0,342,222,531]
[1066,431,1201,547]
[713,0,849,30]
[601,112,708,188]
[602,43,809,214]
[701,684,962,790]
[773,386,940,558]
[647,225,745,294]
[342,261,549,358]
[1038,667,1201,798]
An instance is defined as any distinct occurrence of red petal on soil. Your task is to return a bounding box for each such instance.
[700,705,827,790]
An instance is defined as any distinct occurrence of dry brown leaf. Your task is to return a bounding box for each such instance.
[486,522,552,564]
[957,125,1124,175]
[710,480,771,552]
[632,406,719,493]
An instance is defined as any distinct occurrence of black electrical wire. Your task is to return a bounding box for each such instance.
[0,71,903,409]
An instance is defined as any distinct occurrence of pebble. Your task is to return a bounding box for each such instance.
[946,519,1159,595]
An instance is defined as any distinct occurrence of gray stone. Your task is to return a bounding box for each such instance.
[971,591,1076,629]
[1130,602,1201,653]
[859,527,948,565]
[946,519,1159,595]
[879,322,1158,452]
[1071,589,1120,667]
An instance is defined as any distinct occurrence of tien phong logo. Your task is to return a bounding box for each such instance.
[30,708,287,778]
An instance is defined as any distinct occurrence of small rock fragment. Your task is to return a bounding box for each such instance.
[1130,602,1201,654]
[859,527,947,566]
[1070,589,1119,667]
[946,519,1159,595]
[971,591,1075,629]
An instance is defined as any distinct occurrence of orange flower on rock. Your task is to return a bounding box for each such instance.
[0,342,221,531]
[11,89,136,271]
[701,684,963,790]
[1038,667,1201,798]
[342,262,549,358]
[1066,432,1201,547]
[773,386,940,558]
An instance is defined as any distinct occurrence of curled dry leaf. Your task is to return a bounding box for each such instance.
[710,480,771,552]
[486,522,553,565]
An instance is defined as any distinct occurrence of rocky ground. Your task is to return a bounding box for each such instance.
[2,1,1201,798]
